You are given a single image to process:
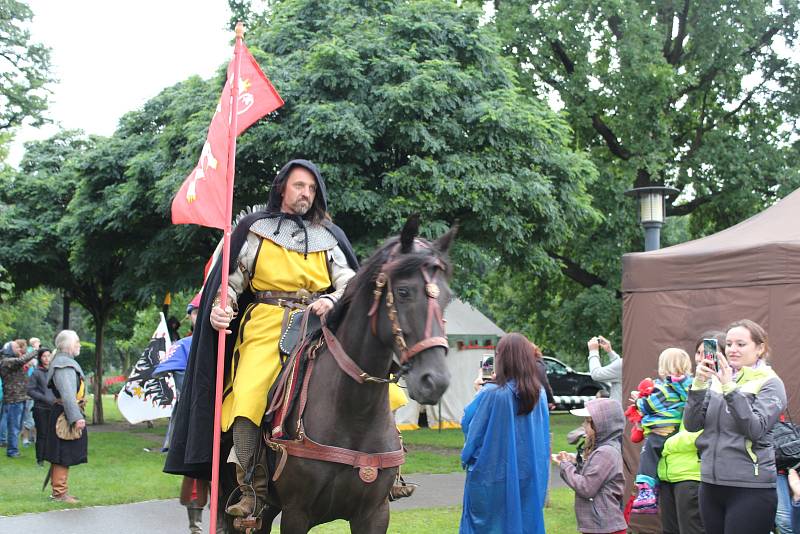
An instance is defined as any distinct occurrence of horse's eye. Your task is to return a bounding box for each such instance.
[396,287,411,300]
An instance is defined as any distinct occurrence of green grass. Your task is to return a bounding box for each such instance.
[402,428,463,449]
[306,488,578,533]
[0,431,180,515]
[551,412,582,456]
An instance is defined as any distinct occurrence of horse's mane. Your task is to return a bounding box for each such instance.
[325,235,452,334]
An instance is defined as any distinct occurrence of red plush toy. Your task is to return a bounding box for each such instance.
[625,378,655,443]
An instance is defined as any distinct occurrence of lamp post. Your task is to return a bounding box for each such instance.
[624,186,679,251]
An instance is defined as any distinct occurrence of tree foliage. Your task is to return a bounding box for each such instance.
[0,0,52,130]
[483,0,800,361]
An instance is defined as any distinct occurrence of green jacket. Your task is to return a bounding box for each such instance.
[657,426,702,483]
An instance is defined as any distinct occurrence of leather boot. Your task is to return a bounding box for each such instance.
[226,462,269,517]
[187,507,203,534]
[225,464,255,517]
[50,464,79,503]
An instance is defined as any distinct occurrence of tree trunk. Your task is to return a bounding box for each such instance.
[92,314,106,424]
[62,293,71,329]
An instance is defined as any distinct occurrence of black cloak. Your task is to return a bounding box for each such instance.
[164,159,358,480]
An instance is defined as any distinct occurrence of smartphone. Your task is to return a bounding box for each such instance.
[703,338,719,372]
[480,354,494,380]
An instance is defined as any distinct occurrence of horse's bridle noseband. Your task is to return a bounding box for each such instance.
[367,240,449,365]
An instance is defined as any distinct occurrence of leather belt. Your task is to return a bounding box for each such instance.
[253,289,320,305]
[253,289,322,332]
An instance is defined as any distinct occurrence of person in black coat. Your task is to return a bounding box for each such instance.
[26,348,56,466]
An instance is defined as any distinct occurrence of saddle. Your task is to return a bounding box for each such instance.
[278,310,321,359]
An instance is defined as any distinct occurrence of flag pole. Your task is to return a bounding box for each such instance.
[210,21,244,534]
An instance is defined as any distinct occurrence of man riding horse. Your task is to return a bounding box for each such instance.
[164,159,359,518]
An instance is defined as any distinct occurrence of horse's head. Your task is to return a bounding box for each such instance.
[369,216,455,404]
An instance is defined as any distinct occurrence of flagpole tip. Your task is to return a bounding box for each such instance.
[235,21,245,39]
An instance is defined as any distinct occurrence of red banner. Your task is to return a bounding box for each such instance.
[171,45,284,229]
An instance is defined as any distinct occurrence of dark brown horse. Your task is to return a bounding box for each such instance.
[227,217,455,533]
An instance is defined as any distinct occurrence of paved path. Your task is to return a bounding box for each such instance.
[0,468,567,533]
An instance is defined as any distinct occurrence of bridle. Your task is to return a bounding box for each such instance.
[318,240,449,385]
[367,240,449,366]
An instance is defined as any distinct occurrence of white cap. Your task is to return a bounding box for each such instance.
[570,407,590,417]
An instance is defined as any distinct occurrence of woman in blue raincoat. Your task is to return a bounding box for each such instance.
[460,333,550,534]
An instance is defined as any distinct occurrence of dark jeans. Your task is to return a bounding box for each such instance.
[32,406,50,463]
[636,431,671,484]
[699,482,777,534]
[660,480,704,534]
[4,401,25,456]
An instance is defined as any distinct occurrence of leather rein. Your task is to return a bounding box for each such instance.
[265,242,449,484]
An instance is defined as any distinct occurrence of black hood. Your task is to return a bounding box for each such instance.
[266,159,328,218]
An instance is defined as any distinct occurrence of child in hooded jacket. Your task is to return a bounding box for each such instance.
[554,397,627,534]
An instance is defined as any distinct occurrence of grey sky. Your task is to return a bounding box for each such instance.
[10,0,234,165]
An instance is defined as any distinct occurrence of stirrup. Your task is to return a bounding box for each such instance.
[388,474,418,501]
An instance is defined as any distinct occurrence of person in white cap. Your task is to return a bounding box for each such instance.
[553,398,627,534]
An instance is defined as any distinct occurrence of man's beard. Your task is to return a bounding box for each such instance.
[288,198,311,215]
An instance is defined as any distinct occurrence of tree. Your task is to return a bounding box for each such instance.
[483,0,800,359]
[200,0,598,296]
[3,0,601,395]
[0,0,52,130]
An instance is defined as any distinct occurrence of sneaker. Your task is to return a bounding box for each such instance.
[632,484,657,509]
[7,452,21,458]
[631,503,659,514]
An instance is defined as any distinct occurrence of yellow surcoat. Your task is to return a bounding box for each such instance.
[220,238,331,431]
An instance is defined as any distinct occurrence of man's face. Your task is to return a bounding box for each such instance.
[280,167,317,216]
[14,343,25,356]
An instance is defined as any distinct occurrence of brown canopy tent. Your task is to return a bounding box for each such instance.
[621,187,800,533]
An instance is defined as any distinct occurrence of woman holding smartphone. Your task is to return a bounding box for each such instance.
[683,319,786,534]
[460,333,550,534]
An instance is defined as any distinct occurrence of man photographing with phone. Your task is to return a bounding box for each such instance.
[587,335,623,404]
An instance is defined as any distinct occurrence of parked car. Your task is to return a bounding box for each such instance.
[543,356,608,405]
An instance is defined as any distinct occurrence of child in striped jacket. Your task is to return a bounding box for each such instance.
[631,348,693,514]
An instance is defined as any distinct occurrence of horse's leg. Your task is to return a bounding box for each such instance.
[279,509,312,534]
[257,505,281,533]
[349,500,390,534]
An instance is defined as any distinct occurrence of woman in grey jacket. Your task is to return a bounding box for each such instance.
[44,330,88,504]
[683,319,786,534]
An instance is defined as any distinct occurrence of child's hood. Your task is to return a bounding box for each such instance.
[586,398,625,446]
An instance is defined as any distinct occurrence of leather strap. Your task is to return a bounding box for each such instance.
[322,326,372,384]
[267,434,405,473]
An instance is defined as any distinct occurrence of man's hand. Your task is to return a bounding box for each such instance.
[75,419,86,430]
[587,337,600,351]
[597,336,613,353]
[210,304,234,334]
[308,298,334,320]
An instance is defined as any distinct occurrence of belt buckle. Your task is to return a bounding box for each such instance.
[297,288,311,304]
[277,298,285,307]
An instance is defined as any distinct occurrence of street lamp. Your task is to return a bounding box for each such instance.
[624,186,679,251]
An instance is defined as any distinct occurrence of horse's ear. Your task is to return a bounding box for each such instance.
[400,214,420,253]
[434,222,458,254]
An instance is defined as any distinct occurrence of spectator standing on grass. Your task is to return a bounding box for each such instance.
[44,330,88,503]
[0,339,35,458]
[27,347,56,466]
[588,335,623,404]
[20,337,41,448]
[656,331,724,534]
[554,397,627,534]
[683,319,785,534]
[460,333,550,534]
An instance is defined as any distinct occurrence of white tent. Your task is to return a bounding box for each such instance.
[395,299,505,430]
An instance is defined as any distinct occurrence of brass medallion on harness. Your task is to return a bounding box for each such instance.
[359,466,378,483]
